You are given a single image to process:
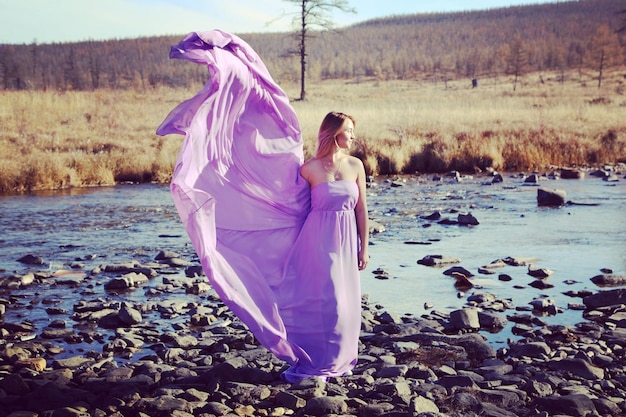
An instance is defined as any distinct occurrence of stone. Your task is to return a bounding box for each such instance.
[104,272,149,290]
[584,288,626,309]
[533,394,597,417]
[410,396,439,414]
[275,391,306,409]
[18,254,45,265]
[458,212,479,226]
[590,274,626,287]
[376,365,409,378]
[537,187,566,206]
[52,355,95,369]
[548,358,605,379]
[15,357,47,372]
[525,174,540,183]
[527,264,553,278]
[304,396,348,416]
[417,255,461,267]
[118,302,143,325]
[0,373,30,395]
[560,168,584,179]
[436,375,477,391]
[443,266,474,277]
[508,341,551,358]
[478,311,508,330]
[449,308,480,330]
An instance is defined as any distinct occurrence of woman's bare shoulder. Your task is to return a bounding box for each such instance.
[347,155,364,167]
[301,158,318,171]
[300,158,318,179]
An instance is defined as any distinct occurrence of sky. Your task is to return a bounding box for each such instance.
[0,0,563,45]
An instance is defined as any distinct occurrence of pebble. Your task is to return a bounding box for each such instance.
[2,253,626,417]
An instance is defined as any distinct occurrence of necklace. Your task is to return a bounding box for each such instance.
[322,156,343,180]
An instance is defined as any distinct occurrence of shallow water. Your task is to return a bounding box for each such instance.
[1,173,625,349]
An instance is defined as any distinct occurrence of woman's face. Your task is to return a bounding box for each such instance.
[335,118,355,150]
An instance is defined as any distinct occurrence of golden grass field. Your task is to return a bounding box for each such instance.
[1,71,625,193]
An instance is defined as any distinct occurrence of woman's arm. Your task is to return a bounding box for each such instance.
[354,158,369,271]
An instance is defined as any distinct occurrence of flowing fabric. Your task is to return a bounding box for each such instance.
[156,30,360,379]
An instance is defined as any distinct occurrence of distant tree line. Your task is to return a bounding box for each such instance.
[0,0,624,92]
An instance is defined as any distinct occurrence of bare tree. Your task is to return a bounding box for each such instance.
[505,38,529,91]
[281,0,355,101]
[587,24,623,88]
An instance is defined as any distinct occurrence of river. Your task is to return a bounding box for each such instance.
[1,172,625,350]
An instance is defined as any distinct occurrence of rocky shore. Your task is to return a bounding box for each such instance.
[1,248,626,417]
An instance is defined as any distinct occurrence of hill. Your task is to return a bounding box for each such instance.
[0,0,624,93]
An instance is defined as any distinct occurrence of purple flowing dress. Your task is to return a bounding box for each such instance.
[156,30,361,380]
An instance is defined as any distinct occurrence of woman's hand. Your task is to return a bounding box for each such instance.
[358,248,369,271]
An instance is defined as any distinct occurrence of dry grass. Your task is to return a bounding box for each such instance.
[1,70,625,193]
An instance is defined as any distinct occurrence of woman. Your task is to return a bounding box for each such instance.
[279,112,369,381]
[156,30,367,381]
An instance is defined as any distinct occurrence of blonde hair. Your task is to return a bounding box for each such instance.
[315,111,356,158]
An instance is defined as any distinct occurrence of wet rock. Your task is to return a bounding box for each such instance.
[466,292,497,304]
[524,173,540,183]
[478,311,507,330]
[583,288,626,309]
[537,187,566,206]
[527,264,553,278]
[561,168,585,179]
[449,308,480,331]
[529,297,557,312]
[420,211,441,220]
[437,217,458,225]
[41,327,76,339]
[417,255,461,267]
[457,212,479,226]
[443,266,474,278]
[491,173,504,184]
[185,265,205,277]
[0,273,36,288]
[17,254,45,265]
[104,272,149,290]
[102,263,157,277]
[529,279,554,289]
[502,256,536,266]
[155,250,180,260]
[118,302,143,325]
[451,272,473,289]
[590,273,626,287]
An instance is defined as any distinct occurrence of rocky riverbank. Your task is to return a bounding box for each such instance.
[2,250,626,417]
